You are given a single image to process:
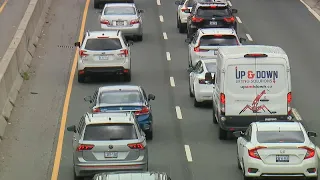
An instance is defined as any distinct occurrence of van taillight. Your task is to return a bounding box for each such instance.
[79,50,88,58]
[287,92,292,115]
[220,93,225,114]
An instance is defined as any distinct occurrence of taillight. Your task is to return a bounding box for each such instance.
[287,92,292,115]
[181,7,188,12]
[223,17,235,23]
[119,49,129,57]
[76,144,94,151]
[191,16,204,22]
[220,93,225,104]
[100,19,110,25]
[194,46,209,52]
[128,143,145,150]
[210,5,217,8]
[79,50,88,58]
[130,19,140,24]
[248,146,266,159]
[135,106,149,116]
[93,108,101,113]
[220,93,225,114]
[299,146,315,159]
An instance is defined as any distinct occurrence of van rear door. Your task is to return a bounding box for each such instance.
[255,58,288,116]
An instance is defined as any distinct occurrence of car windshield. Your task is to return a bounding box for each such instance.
[104,7,136,15]
[205,62,217,72]
[85,38,122,51]
[196,7,230,17]
[257,131,305,143]
[99,90,142,104]
[83,123,137,141]
[200,35,238,46]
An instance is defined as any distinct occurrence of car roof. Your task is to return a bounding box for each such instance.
[104,3,135,7]
[255,122,302,132]
[199,28,236,36]
[85,112,135,124]
[94,171,168,180]
[85,30,120,39]
[99,85,141,92]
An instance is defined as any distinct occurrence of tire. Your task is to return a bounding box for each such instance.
[124,73,131,82]
[189,80,194,97]
[93,0,100,9]
[136,35,143,41]
[146,130,153,140]
[218,127,227,140]
[237,149,241,170]
[212,109,218,124]
[77,74,85,83]
[179,23,186,33]
[306,177,318,180]
[177,14,180,28]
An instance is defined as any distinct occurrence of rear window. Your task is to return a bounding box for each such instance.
[205,62,217,72]
[99,90,143,104]
[104,7,136,15]
[83,123,137,140]
[85,38,122,51]
[257,131,305,143]
[197,7,230,17]
[200,35,238,46]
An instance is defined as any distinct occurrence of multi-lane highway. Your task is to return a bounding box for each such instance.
[1,0,320,179]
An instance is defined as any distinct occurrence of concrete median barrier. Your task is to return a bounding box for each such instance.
[0,0,52,140]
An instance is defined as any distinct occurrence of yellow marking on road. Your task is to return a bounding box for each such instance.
[50,0,91,179]
[0,0,9,13]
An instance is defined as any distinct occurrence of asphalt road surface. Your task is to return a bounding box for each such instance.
[1,0,320,179]
[0,0,30,60]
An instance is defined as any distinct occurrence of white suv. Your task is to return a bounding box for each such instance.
[74,30,133,83]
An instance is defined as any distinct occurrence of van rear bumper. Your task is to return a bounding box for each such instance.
[220,115,291,131]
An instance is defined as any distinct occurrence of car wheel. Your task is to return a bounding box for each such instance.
[78,74,85,83]
[218,127,227,140]
[136,35,143,41]
[179,23,186,33]
[93,0,100,9]
[237,149,241,170]
[189,80,194,97]
[124,73,131,82]
[212,109,218,124]
[177,15,180,28]
[306,177,318,180]
[146,130,153,140]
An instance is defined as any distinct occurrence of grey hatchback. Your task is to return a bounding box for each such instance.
[67,112,148,180]
[92,171,172,180]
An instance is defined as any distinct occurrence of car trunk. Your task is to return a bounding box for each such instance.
[101,15,137,27]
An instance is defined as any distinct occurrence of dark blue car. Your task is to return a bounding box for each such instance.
[84,85,155,140]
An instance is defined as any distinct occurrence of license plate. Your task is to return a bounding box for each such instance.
[105,152,118,158]
[210,21,217,25]
[99,55,110,60]
[276,155,289,162]
[116,21,124,26]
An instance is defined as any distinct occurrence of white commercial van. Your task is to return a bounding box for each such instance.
[211,45,293,140]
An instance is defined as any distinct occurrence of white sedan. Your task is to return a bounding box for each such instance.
[234,121,318,180]
[188,59,216,107]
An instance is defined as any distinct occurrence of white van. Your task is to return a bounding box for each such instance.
[212,45,293,140]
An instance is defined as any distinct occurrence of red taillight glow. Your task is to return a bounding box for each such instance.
[77,144,94,151]
[100,19,110,25]
[134,107,149,116]
[130,19,140,25]
[192,16,204,22]
[248,146,266,159]
[220,93,225,104]
[128,143,145,150]
[210,5,217,8]
[79,50,88,58]
[119,49,129,57]
[97,36,109,39]
[287,92,292,103]
[223,16,235,23]
[299,146,315,159]
[194,46,209,52]
[181,7,189,12]
[244,54,268,58]
[93,108,101,113]
[213,34,223,37]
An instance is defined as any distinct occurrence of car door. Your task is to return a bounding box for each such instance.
[190,61,203,93]
[73,116,85,150]
[190,61,201,88]
[238,125,252,165]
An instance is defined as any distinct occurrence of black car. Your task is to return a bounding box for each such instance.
[93,171,172,180]
[186,2,238,38]
[93,0,134,9]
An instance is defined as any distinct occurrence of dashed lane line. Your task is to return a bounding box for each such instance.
[163,32,168,39]
[300,0,320,22]
[159,15,164,22]
[157,0,161,5]
[292,108,302,121]
[184,145,193,162]
[246,34,253,41]
[170,77,175,87]
[227,1,232,6]
[236,16,242,23]
[175,106,183,119]
[166,52,171,61]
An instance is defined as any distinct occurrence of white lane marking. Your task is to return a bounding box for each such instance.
[170,77,175,87]
[157,0,161,5]
[166,52,171,61]
[316,147,320,159]
[236,16,242,23]
[184,145,193,162]
[292,108,302,121]
[227,1,232,6]
[163,32,168,39]
[246,34,253,41]
[300,0,320,22]
[175,106,183,119]
[159,15,164,22]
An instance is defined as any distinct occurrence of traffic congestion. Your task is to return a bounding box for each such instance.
[60,0,320,180]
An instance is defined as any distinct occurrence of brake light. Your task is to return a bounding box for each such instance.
[100,19,110,25]
[135,106,149,116]
[194,46,209,52]
[223,16,235,23]
[287,92,292,103]
[220,93,225,104]
[299,146,315,159]
[213,34,223,37]
[79,50,88,58]
[93,108,101,113]
[248,146,266,159]
[76,144,94,151]
[244,54,268,58]
[97,36,109,38]
[192,16,204,22]
[130,19,140,24]
[128,143,145,150]
[181,7,189,12]
[119,49,129,57]
[210,5,217,8]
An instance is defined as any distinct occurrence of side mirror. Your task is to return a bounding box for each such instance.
[307,131,317,137]
[185,38,192,44]
[138,9,144,13]
[233,131,244,137]
[239,37,246,43]
[184,9,191,13]
[84,96,93,103]
[67,125,77,133]
[74,42,80,47]
[187,67,194,72]
[147,94,155,101]
[205,72,215,84]
[232,9,238,14]
[127,40,134,46]
[175,0,182,5]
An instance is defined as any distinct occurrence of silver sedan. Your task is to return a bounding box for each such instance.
[100,3,144,41]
